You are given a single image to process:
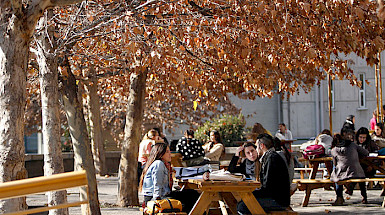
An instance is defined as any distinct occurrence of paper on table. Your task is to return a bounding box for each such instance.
[208,169,245,181]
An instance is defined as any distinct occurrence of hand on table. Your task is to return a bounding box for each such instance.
[203,172,210,181]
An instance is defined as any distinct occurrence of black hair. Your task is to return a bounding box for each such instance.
[340,126,354,137]
[273,137,291,163]
[184,129,194,137]
[375,122,385,137]
[279,123,286,127]
[355,127,371,146]
[256,133,274,149]
[243,142,256,150]
[210,130,222,143]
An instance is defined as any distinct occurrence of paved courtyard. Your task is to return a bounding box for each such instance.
[26,175,385,214]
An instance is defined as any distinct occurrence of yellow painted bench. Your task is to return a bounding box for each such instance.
[0,170,89,215]
[293,178,385,207]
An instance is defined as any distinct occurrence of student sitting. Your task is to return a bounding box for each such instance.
[331,127,369,205]
[139,142,199,212]
[176,130,206,166]
[228,142,259,181]
[237,134,290,214]
[202,130,224,162]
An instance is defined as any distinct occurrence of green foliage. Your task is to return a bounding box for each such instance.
[195,114,246,147]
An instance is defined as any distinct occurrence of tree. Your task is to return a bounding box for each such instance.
[35,10,69,215]
[0,0,98,213]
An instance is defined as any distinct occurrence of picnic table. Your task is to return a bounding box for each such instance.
[360,155,385,175]
[298,156,333,179]
[177,179,264,215]
[295,155,385,206]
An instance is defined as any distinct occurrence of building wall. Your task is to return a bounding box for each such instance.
[229,94,280,133]
[284,52,385,138]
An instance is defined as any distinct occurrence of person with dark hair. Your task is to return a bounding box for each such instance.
[342,115,355,131]
[176,130,206,166]
[356,127,378,154]
[330,127,369,205]
[228,142,259,180]
[275,123,293,140]
[139,143,199,212]
[237,134,290,214]
[371,122,385,150]
[202,130,224,162]
[344,127,379,200]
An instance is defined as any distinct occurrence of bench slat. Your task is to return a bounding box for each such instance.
[4,200,89,215]
[293,178,385,184]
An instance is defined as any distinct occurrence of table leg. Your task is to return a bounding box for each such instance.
[310,162,319,179]
[218,200,228,215]
[325,161,333,177]
[302,185,312,207]
[221,192,238,215]
[236,192,266,215]
[189,191,216,215]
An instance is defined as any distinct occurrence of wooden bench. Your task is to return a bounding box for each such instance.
[293,178,385,207]
[0,170,89,214]
[294,167,327,179]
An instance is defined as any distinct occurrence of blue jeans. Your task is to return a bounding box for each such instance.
[237,198,286,214]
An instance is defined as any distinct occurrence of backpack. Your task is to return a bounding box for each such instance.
[303,144,325,159]
[146,198,183,215]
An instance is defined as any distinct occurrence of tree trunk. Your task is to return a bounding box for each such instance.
[0,4,29,213]
[84,66,107,176]
[59,57,101,215]
[35,10,68,215]
[117,71,147,206]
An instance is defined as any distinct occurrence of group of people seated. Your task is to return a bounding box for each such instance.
[137,116,385,213]
[309,115,385,205]
[138,125,294,214]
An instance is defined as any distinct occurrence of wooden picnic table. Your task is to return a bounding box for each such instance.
[178,179,263,215]
[298,156,333,179]
[298,155,385,179]
[360,155,385,175]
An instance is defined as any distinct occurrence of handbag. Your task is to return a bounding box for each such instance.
[303,144,325,159]
[146,198,182,215]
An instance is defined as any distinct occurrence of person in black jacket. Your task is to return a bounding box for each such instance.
[228,142,259,180]
[237,134,290,214]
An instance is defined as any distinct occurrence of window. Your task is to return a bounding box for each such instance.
[359,73,366,108]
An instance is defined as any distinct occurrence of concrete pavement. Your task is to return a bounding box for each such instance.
[26,175,385,214]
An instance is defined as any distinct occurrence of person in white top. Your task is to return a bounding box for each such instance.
[202,130,224,162]
[275,123,293,140]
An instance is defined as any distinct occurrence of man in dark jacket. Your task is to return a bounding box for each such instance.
[237,134,290,214]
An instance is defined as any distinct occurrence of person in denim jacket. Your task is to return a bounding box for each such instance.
[140,143,172,202]
[139,142,199,212]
